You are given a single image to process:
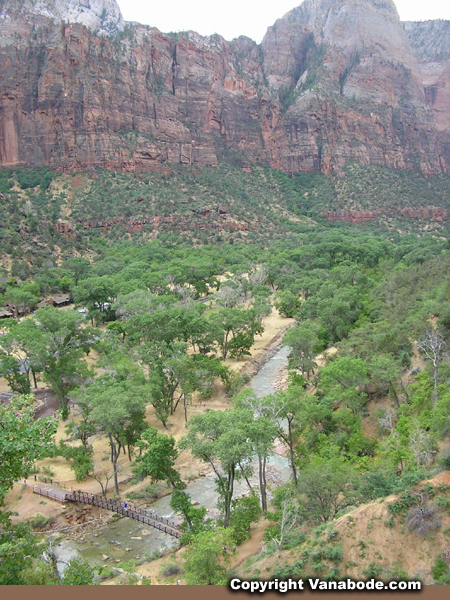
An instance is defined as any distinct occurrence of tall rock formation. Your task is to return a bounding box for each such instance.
[0,0,124,35]
[0,0,448,174]
[404,20,450,170]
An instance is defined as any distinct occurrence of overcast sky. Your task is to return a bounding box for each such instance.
[117,0,450,43]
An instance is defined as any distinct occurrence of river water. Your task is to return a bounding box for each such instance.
[55,345,292,569]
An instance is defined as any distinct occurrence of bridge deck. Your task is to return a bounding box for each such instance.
[32,486,182,539]
[33,484,69,503]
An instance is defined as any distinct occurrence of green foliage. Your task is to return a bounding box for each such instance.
[183,528,234,585]
[432,556,450,584]
[297,460,357,523]
[0,512,43,585]
[228,494,261,545]
[15,168,53,191]
[58,442,94,482]
[274,290,301,318]
[363,562,384,579]
[61,559,95,585]
[0,395,57,584]
[0,395,57,502]
[133,427,181,488]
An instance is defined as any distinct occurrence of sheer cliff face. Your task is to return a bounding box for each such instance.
[404,20,450,169]
[0,0,448,174]
[0,0,124,34]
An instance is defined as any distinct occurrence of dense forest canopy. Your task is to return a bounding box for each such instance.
[1,164,450,585]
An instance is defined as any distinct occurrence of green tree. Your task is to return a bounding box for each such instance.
[64,257,91,287]
[274,290,301,318]
[284,320,322,379]
[74,276,116,324]
[133,427,182,488]
[319,357,369,414]
[228,494,261,545]
[30,307,95,418]
[184,528,235,585]
[179,410,254,527]
[235,389,302,485]
[0,395,57,501]
[61,558,96,585]
[298,459,356,522]
[0,395,57,584]
[79,361,148,494]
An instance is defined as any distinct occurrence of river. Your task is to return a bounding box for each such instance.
[54,345,292,570]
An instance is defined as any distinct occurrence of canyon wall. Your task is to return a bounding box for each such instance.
[0,0,448,175]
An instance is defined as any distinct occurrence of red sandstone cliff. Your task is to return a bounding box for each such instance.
[0,0,448,175]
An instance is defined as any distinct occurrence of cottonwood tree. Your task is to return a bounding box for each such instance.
[297,460,356,522]
[132,427,206,531]
[0,319,43,393]
[179,409,254,527]
[284,321,322,379]
[0,395,57,501]
[29,307,96,418]
[235,389,303,486]
[247,416,278,511]
[269,497,302,550]
[64,257,91,287]
[0,395,57,584]
[319,356,369,414]
[184,528,235,585]
[133,427,182,489]
[409,422,437,468]
[79,361,148,495]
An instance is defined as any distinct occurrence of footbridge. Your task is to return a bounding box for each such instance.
[33,484,183,539]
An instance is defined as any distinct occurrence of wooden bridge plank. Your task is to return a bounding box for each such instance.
[33,487,183,538]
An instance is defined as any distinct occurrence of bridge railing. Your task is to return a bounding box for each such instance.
[67,490,182,538]
[32,487,65,503]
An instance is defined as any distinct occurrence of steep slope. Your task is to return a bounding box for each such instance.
[404,20,450,169]
[236,473,450,585]
[0,0,447,175]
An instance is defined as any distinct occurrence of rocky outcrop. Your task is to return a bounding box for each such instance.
[320,210,383,223]
[56,208,250,234]
[0,0,448,175]
[321,207,449,223]
[404,20,450,170]
[0,0,124,35]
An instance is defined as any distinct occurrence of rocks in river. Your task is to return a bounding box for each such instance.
[131,536,142,540]
[102,555,109,561]
[274,367,288,391]
[141,530,151,537]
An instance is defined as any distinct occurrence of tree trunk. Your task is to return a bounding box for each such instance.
[32,368,38,389]
[109,435,120,496]
[238,461,253,491]
[390,381,400,408]
[288,420,298,486]
[258,455,267,512]
[224,466,235,528]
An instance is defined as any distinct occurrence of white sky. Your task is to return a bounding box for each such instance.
[117,0,450,43]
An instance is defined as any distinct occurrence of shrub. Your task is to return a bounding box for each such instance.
[432,556,450,584]
[363,562,384,579]
[405,502,441,535]
[161,563,182,578]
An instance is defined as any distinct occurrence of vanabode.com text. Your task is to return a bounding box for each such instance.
[229,578,422,592]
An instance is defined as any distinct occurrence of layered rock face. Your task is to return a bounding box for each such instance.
[404,20,450,170]
[0,0,124,35]
[0,0,448,174]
